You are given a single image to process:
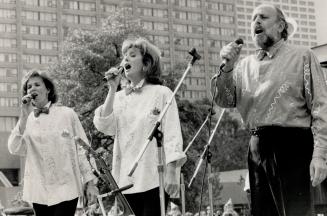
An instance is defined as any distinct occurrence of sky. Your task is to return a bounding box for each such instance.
[315,0,327,45]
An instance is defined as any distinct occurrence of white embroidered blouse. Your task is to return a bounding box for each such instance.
[93,84,186,195]
[8,104,95,205]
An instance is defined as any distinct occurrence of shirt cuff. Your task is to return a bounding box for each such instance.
[166,152,187,167]
[93,106,115,135]
[312,146,327,161]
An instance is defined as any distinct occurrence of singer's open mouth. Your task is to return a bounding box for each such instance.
[254,27,264,35]
[124,63,132,71]
[31,92,38,99]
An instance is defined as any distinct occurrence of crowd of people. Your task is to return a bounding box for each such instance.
[7,3,327,216]
[166,200,241,216]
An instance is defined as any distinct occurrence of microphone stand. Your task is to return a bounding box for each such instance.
[181,173,186,216]
[183,109,216,154]
[128,48,201,216]
[187,72,225,216]
[188,109,225,214]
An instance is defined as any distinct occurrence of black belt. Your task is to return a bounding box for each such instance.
[249,126,311,137]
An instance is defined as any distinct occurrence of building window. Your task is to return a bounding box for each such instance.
[154,0,167,4]
[0,38,16,48]
[187,12,201,21]
[0,9,16,19]
[0,23,16,33]
[79,15,96,25]
[192,64,204,73]
[153,9,168,18]
[221,28,235,36]
[153,22,168,31]
[208,27,220,35]
[101,4,117,12]
[63,1,78,10]
[0,117,18,132]
[208,2,219,10]
[0,68,17,78]
[21,0,38,6]
[23,54,40,64]
[189,38,203,47]
[173,0,186,6]
[153,35,169,45]
[142,21,153,30]
[39,0,57,7]
[173,24,187,33]
[40,12,57,22]
[139,0,152,3]
[22,39,39,49]
[79,2,96,11]
[207,39,221,48]
[220,15,234,24]
[0,0,16,4]
[22,11,39,21]
[0,83,18,93]
[174,37,188,46]
[41,55,58,64]
[189,25,202,34]
[310,35,316,40]
[221,3,233,11]
[161,49,170,58]
[187,0,201,8]
[209,52,220,61]
[41,41,58,50]
[0,53,16,63]
[0,97,19,107]
[173,11,187,20]
[22,25,39,35]
[207,14,219,22]
[40,26,57,36]
[142,8,152,16]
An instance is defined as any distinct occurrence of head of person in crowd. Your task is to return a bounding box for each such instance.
[22,69,58,108]
[121,37,163,85]
[251,4,288,50]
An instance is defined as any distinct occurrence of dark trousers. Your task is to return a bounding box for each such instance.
[124,187,169,216]
[248,126,313,216]
[33,197,78,216]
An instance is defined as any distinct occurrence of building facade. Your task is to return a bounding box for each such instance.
[0,0,238,184]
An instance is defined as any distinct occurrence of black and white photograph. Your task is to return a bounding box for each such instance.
[0,0,326,216]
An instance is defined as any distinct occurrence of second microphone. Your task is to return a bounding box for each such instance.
[103,66,125,82]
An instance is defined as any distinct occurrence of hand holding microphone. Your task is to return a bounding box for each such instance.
[219,38,244,72]
[103,66,124,82]
[22,93,37,104]
[103,66,124,91]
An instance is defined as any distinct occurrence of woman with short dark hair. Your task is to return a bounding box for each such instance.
[8,69,98,216]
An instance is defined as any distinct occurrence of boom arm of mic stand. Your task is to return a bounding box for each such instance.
[184,115,209,154]
[188,109,225,187]
[128,48,201,177]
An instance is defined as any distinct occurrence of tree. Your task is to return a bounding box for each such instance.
[49,8,146,154]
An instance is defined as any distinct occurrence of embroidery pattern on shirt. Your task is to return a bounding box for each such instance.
[264,82,290,122]
[224,85,234,106]
[303,63,312,98]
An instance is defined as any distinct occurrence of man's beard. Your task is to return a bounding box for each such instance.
[255,34,275,50]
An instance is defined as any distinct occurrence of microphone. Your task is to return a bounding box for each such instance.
[219,38,244,70]
[103,66,124,82]
[22,93,37,104]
